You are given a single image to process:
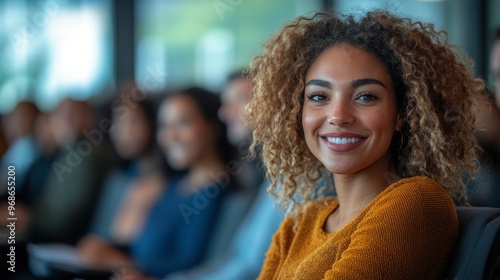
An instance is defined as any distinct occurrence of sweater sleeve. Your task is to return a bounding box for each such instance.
[257,216,292,280]
[323,181,458,280]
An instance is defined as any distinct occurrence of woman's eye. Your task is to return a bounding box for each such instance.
[356,92,379,102]
[306,93,327,102]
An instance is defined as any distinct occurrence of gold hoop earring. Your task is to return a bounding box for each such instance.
[395,131,404,152]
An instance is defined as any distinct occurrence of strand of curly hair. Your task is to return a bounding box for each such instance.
[245,11,487,217]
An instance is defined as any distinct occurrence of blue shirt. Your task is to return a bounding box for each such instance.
[131,175,228,277]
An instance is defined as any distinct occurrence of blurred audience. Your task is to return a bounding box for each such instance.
[78,96,167,257]
[163,72,283,280]
[89,87,236,279]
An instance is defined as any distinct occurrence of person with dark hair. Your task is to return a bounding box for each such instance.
[98,87,236,279]
[77,96,167,254]
[246,11,486,279]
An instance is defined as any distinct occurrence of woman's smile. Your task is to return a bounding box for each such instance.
[320,132,367,152]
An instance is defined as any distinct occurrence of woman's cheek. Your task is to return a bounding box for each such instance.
[302,110,323,137]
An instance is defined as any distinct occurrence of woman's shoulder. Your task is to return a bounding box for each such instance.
[385,175,452,203]
[367,175,457,228]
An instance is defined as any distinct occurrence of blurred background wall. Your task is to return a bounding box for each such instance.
[0,0,498,112]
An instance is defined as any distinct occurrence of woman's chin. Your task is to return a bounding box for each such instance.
[324,164,359,175]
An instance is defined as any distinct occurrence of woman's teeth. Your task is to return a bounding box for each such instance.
[326,137,362,144]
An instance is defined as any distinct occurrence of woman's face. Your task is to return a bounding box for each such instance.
[157,95,217,170]
[111,105,152,159]
[302,44,401,175]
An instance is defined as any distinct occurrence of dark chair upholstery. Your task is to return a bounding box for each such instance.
[445,207,500,280]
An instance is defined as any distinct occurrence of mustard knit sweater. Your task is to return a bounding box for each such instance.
[258,176,458,280]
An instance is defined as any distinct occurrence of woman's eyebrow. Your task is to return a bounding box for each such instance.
[351,78,386,89]
[305,79,331,89]
[305,78,386,89]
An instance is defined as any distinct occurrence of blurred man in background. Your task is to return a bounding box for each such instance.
[218,71,263,191]
[28,99,106,244]
[471,28,500,207]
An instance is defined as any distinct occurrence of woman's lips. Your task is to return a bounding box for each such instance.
[320,132,366,152]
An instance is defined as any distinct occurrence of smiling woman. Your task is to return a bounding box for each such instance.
[246,10,486,279]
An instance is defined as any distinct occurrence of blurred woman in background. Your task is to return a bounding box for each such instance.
[78,96,167,257]
[96,87,236,279]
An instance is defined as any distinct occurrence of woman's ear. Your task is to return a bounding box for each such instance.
[395,114,404,132]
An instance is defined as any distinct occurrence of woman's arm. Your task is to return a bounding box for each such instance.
[257,228,282,280]
[257,213,296,280]
[324,183,458,280]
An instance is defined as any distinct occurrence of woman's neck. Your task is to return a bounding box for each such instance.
[135,152,156,175]
[331,153,400,226]
[184,151,227,190]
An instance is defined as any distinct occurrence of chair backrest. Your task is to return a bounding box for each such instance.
[202,190,254,260]
[445,207,500,280]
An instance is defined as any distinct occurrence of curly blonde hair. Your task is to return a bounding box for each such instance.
[246,11,486,216]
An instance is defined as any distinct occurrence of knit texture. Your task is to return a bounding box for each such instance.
[258,176,458,280]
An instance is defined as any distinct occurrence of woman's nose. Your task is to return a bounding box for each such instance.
[327,99,354,126]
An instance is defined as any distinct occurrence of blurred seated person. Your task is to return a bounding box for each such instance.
[78,97,167,255]
[468,28,500,207]
[18,113,59,206]
[163,72,283,280]
[28,99,107,244]
[218,71,264,191]
[1,101,40,192]
[86,87,236,278]
[475,28,500,150]
[470,90,500,206]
